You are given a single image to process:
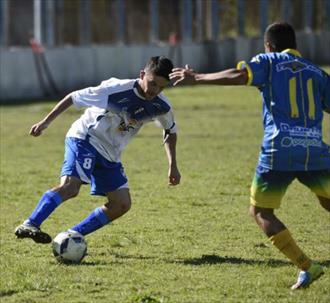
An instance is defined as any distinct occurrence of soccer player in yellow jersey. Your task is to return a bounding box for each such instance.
[170,22,330,289]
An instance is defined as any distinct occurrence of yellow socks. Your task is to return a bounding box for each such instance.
[269,229,311,270]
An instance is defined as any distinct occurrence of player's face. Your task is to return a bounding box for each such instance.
[139,71,169,100]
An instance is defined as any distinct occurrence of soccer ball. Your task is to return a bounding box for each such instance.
[52,230,87,263]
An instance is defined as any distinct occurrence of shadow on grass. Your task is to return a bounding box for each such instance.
[79,260,110,266]
[52,259,109,266]
[177,254,290,267]
[0,290,19,298]
[86,252,287,267]
[319,260,330,267]
[61,253,330,269]
[177,255,330,268]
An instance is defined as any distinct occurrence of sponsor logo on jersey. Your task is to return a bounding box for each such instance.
[281,137,322,148]
[280,123,321,138]
[118,119,139,132]
[276,60,323,76]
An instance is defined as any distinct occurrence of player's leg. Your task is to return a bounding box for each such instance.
[249,167,321,289]
[29,176,82,226]
[249,206,313,272]
[15,176,82,244]
[52,175,82,201]
[297,169,330,212]
[69,157,129,236]
[249,206,286,237]
[28,175,82,226]
[249,166,291,235]
[15,138,93,243]
[286,170,330,289]
[70,187,131,236]
[103,188,132,220]
[252,203,324,289]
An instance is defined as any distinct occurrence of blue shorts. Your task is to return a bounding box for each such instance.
[61,137,128,196]
[250,165,330,209]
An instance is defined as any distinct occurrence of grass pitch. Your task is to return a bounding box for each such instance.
[1,85,330,303]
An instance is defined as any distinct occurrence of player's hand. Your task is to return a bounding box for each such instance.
[168,165,181,186]
[29,120,49,137]
[169,64,197,86]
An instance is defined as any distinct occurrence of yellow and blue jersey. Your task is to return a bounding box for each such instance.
[238,49,330,171]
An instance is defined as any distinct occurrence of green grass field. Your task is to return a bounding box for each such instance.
[1,85,330,303]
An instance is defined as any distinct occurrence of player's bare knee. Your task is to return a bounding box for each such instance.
[54,183,80,200]
[103,198,131,218]
[68,188,80,198]
[56,176,82,200]
[119,198,131,213]
[64,183,80,198]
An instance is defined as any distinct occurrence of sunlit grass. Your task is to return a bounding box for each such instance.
[1,85,329,303]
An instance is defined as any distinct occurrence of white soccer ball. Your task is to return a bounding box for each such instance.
[52,230,87,263]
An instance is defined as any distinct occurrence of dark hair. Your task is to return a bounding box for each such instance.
[264,22,297,52]
[144,56,173,81]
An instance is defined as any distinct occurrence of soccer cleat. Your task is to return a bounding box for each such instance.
[15,221,52,244]
[291,263,324,290]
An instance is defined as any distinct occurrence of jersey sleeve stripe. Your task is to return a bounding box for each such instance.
[237,61,253,86]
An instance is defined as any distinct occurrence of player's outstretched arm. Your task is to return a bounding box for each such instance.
[170,66,248,86]
[164,133,181,186]
[29,94,73,137]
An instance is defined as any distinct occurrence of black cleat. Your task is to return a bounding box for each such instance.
[15,223,52,244]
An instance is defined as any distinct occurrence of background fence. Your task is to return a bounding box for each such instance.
[1,0,330,46]
[0,0,330,101]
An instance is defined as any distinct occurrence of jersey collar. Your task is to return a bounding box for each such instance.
[133,80,146,100]
[282,49,302,57]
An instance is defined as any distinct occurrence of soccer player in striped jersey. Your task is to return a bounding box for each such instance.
[170,22,330,289]
[15,56,181,246]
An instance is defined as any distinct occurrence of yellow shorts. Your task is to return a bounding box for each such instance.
[250,167,330,209]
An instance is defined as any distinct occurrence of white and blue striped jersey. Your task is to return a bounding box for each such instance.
[67,78,177,163]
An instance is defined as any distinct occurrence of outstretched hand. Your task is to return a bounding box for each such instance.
[169,64,197,86]
[29,120,49,137]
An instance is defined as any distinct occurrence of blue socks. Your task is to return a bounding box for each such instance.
[28,190,63,227]
[70,207,111,236]
[27,191,110,236]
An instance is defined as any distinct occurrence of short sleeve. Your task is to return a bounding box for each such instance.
[237,54,269,87]
[71,83,110,109]
[155,109,177,133]
[71,78,118,109]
